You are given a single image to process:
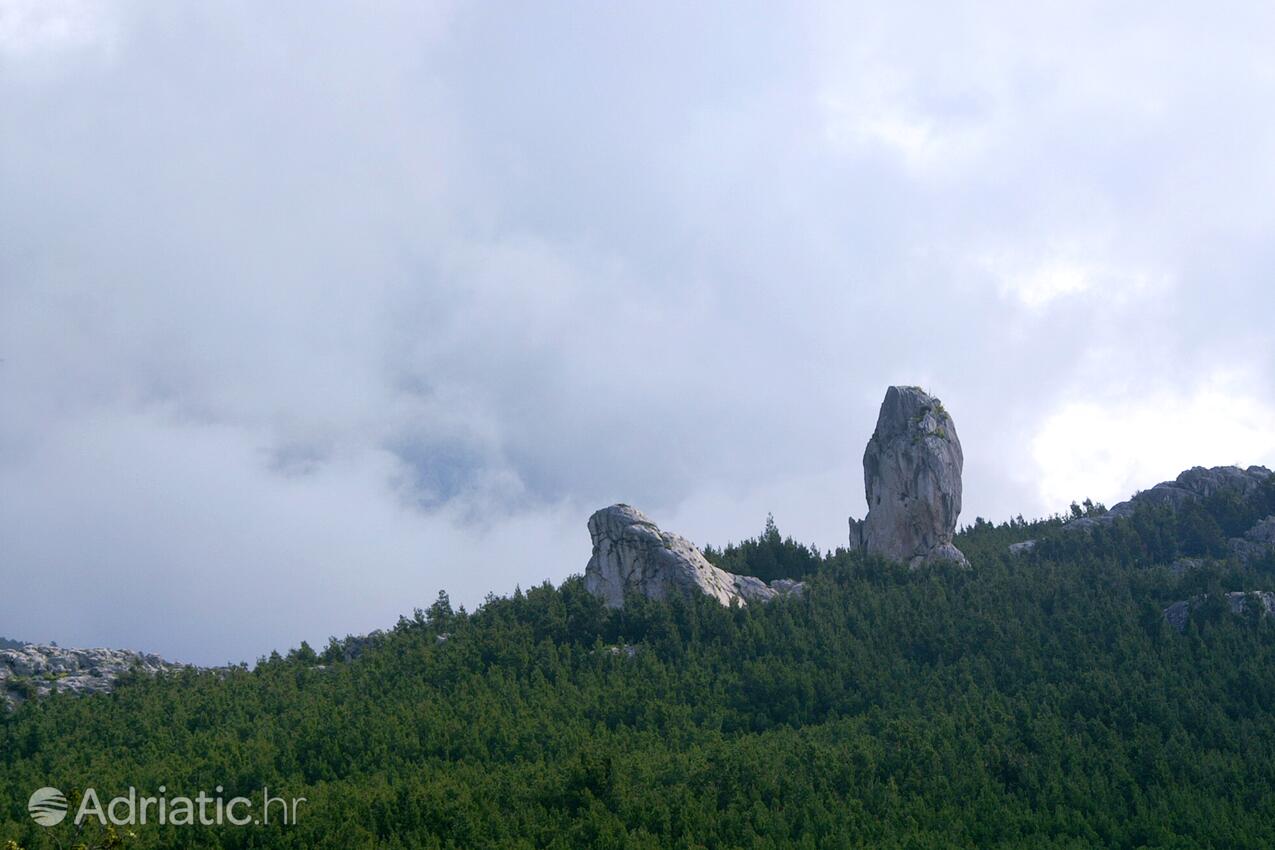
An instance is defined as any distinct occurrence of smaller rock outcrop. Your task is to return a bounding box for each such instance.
[1164,591,1275,632]
[1243,516,1275,545]
[1,644,188,710]
[1231,515,1275,563]
[849,386,968,568]
[337,630,387,662]
[1010,465,1274,555]
[584,504,804,608]
[1169,556,1205,575]
[1067,465,1271,532]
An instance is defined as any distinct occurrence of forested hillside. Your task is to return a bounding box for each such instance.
[4,486,1275,849]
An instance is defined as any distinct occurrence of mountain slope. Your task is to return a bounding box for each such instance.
[3,497,1275,848]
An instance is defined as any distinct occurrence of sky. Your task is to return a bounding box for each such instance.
[2,1,1274,664]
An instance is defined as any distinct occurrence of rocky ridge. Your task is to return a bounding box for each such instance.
[1010,464,1274,561]
[1,643,189,710]
[1072,465,1271,530]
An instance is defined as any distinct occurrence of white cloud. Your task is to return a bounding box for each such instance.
[1031,375,1275,513]
[2,1,1275,661]
[0,0,116,59]
[818,76,999,175]
[1000,257,1094,309]
[979,249,1167,311]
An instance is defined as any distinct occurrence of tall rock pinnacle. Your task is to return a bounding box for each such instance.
[848,386,968,568]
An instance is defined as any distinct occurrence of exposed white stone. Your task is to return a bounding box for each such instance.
[1073,466,1271,527]
[1012,466,1273,556]
[849,386,968,568]
[2,643,188,710]
[584,504,804,608]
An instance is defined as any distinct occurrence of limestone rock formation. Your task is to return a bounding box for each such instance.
[1108,465,1269,520]
[1170,557,1205,575]
[1244,516,1275,545]
[1065,465,1271,533]
[1164,591,1275,633]
[1230,515,1275,563]
[1,643,188,710]
[848,386,968,568]
[584,504,804,608]
[1010,465,1274,555]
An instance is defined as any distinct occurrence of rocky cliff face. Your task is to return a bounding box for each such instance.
[1011,464,1275,560]
[849,386,968,568]
[1069,465,1271,531]
[1229,514,1275,563]
[1,644,187,710]
[584,504,803,608]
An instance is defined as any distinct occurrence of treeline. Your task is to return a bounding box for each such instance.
[2,495,1275,848]
[701,514,822,581]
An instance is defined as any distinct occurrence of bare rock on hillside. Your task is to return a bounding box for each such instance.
[849,386,968,568]
[584,504,804,608]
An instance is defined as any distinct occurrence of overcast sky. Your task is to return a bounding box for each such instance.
[2,1,1274,664]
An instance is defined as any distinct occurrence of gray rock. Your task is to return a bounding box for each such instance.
[584,504,804,608]
[340,630,386,662]
[767,578,806,596]
[1228,516,1275,564]
[1180,466,1271,500]
[1163,599,1193,632]
[1229,590,1275,618]
[1230,539,1269,563]
[1244,515,1275,546]
[1163,590,1275,632]
[2,643,188,710]
[1032,466,1275,561]
[1169,557,1205,575]
[1227,515,1275,564]
[1070,465,1271,529]
[1008,540,1037,557]
[849,386,968,568]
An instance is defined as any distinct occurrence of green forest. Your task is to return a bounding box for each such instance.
[4,477,1275,849]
